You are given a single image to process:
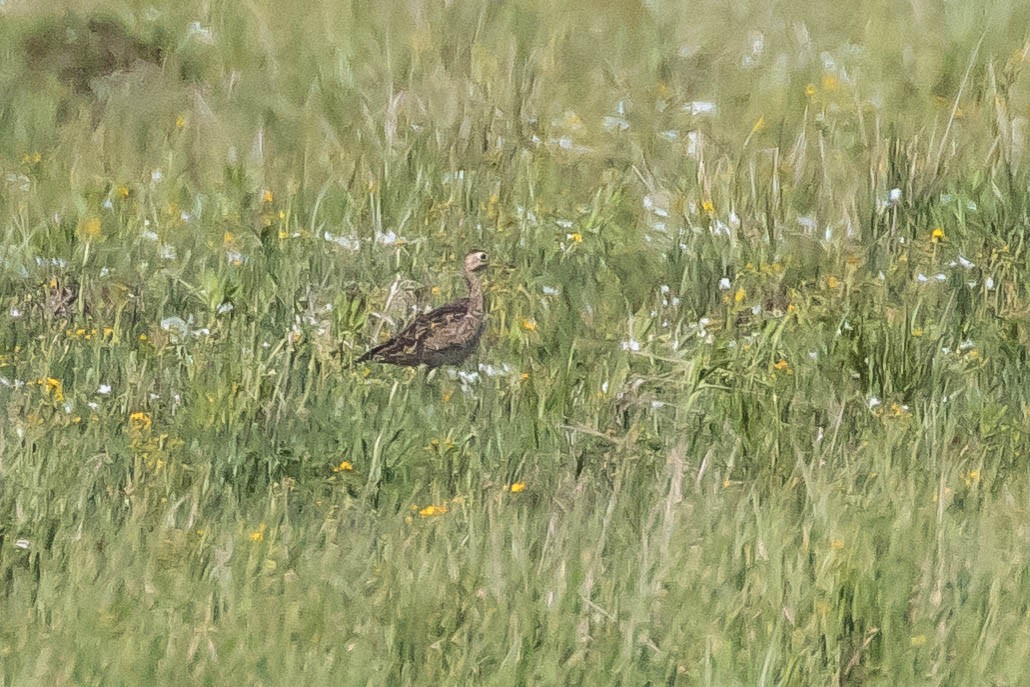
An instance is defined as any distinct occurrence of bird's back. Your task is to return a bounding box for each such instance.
[358,298,484,367]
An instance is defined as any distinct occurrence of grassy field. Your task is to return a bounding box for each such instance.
[2,0,1030,684]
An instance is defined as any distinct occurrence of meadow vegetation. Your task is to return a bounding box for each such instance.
[2,0,1030,684]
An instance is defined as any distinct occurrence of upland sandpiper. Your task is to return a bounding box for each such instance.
[357,250,489,368]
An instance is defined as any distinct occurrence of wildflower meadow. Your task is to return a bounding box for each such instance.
[3,1,1030,684]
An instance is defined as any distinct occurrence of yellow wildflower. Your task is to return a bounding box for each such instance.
[821,73,839,91]
[567,232,583,243]
[804,83,817,97]
[129,411,152,432]
[249,523,267,542]
[701,199,715,215]
[911,328,924,337]
[964,469,980,487]
[419,504,448,517]
[931,227,945,243]
[509,482,526,493]
[772,359,789,371]
[262,190,274,204]
[116,186,130,199]
[175,114,187,129]
[41,377,64,402]
[521,319,538,332]
[827,276,839,289]
[431,286,441,296]
[333,460,354,473]
[734,287,746,304]
[887,402,910,418]
[77,216,102,241]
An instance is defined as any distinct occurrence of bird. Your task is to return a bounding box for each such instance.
[357,250,490,368]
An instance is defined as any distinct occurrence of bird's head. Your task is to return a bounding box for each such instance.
[463,250,490,273]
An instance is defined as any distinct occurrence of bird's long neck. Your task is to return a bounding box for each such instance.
[465,271,485,317]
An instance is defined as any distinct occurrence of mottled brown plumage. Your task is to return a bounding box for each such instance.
[358,251,489,368]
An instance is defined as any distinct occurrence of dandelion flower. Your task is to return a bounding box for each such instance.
[509,482,526,493]
[772,359,789,371]
[249,524,267,542]
[521,319,538,332]
[701,199,715,215]
[41,377,64,402]
[827,276,839,289]
[77,217,102,241]
[129,411,152,432]
[333,460,354,473]
[567,232,583,243]
[734,287,746,303]
[804,83,817,97]
[931,227,945,243]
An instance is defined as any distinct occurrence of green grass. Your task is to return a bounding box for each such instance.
[2,0,1030,684]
